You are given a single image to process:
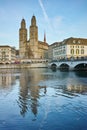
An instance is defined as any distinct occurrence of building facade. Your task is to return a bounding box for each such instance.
[53,37,87,60]
[48,42,59,61]
[19,15,48,61]
[0,45,16,64]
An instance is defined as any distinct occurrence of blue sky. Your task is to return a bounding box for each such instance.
[0,0,87,49]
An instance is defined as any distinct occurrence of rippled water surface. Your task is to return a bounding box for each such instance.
[0,68,87,130]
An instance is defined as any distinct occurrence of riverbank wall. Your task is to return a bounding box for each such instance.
[0,63,48,69]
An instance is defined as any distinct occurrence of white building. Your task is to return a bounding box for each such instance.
[48,42,60,61]
[53,37,87,60]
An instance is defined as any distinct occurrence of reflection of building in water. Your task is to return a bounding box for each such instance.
[30,85,39,116]
[0,70,16,88]
[67,84,87,94]
[57,83,87,97]
[18,69,47,116]
[18,69,29,116]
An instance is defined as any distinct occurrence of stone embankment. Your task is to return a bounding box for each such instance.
[0,63,48,69]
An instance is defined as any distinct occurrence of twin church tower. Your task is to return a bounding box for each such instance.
[19,15,48,59]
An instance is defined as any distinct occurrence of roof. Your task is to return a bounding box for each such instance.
[0,45,11,48]
[0,45,16,50]
[63,37,87,45]
[38,41,49,46]
[49,42,62,48]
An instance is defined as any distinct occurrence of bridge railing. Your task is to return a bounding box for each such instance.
[50,56,87,63]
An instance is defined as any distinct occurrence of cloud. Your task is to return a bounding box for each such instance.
[52,16,63,29]
[38,0,63,30]
[38,0,53,32]
[38,0,49,22]
[38,0,64,43]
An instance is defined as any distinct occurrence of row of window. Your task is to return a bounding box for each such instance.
[71,49,84,54]
[0,50,16,53]
[70,45,84,48]
[54,45,84,51]
[54,46,65,50]
[0,49,10,51]
[54,49,84,56]
[54,49,66,55]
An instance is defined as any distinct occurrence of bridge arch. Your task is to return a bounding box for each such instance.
[49,60,87,71]
[59,63,70,71]
[74,63,87,70]
[51,63,57,69]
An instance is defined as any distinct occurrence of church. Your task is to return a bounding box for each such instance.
[19,15,49,60]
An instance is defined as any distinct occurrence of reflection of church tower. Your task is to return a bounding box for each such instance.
[29,15,38,58]
[19,19,27,58]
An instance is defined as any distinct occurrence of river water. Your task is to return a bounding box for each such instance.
[0,68,87,130]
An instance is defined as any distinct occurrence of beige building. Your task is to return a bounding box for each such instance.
[53,37,87,60]
[0,45,16,64]
[19,15,48,61]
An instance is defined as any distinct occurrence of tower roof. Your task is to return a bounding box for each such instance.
[21,18,26,28]
[31,15,36,26]
[21,18,25,24]
[32,15,36,20]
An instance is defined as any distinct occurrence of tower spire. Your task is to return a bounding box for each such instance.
[31,15,36,26]
[21,18,26,29]
[44,31,46,43]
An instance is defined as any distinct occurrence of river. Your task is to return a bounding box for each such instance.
[0,68,87,130]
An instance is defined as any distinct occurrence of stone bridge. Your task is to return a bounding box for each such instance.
[48,60,87,70]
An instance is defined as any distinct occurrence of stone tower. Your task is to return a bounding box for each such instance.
[19,18,27,58]
[29,15,38,58]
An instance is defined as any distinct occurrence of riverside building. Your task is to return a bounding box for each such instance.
[48,42,59,61]
[0,45,16,64]
[52,37,87,60]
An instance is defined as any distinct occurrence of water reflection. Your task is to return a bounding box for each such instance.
[55,84,87,99]
[0,69,18,89]
[17,69,47,117]
[75,71,87,77]
[0,68,87,130]
[16,69,87,117]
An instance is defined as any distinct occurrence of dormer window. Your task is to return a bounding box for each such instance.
[73,40,75,43]
[78,40,80,44]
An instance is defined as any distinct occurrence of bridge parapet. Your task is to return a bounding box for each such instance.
[48,60,87,70]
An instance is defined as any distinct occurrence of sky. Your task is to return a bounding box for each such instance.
[0,0,87,49]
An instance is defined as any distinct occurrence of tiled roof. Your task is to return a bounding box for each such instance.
[38,41,49,46]
[63,37,87,45]
[0,45,10,47]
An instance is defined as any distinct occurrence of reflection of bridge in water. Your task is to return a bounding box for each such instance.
[48,59,87,71]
